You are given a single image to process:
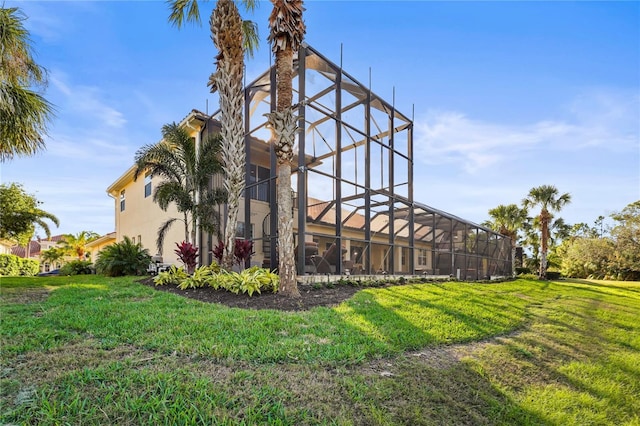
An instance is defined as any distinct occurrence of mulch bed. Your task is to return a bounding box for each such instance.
[139,277,366,311]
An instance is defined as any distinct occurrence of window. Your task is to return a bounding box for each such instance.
[144,172,152,198]
[120,190,126,211]
[418,249,427,266]
[235,222,254,239]
[248,164,270,202]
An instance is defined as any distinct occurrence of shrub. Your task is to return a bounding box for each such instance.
[0,254,39,276]
[19,258,39,276]
[95,236,152,277]
[208,266,279,296]
[515,267,531,275]
[546,271,561,280]
[178,265,213,290]
[60,260,94,275]
[212,239,254,268]
[0,254,20,276]
[175,241,198,274]
[154,265,188,286]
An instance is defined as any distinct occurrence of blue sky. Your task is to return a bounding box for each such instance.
[3,0,639,238]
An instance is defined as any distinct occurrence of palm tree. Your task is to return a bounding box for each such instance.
[167,0,258,270]
[483,204,528,276]
[40,246,65,269]
[134,123,227,255]
[0,6,54,161]
[61,231,99,260]
[266,0,306,297]
[523,185,571,279]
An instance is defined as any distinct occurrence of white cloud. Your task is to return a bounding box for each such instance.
[414,89,639,174]
[50,74,127,129]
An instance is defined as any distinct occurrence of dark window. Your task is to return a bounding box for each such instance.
[144,172,152,198]
[235,222,254,239]
[248,164,270,202]
[120,190,126,212]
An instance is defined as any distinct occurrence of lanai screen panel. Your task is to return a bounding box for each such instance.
[214,43,512,276]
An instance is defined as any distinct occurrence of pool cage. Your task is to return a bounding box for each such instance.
[205,43,512,279]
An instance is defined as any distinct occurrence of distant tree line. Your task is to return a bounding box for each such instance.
[484,184,639,281]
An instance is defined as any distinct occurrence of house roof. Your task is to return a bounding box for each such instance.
[86,232,117,249]
[10,234,66,258]
[11,240,41,258]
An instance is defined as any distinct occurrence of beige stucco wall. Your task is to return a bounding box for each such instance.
[110,173,185,266]
[86,233,116,263]
[0,239,13,255]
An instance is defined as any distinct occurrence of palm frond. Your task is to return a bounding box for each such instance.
[156,217,182,255]
[167,0,202,28]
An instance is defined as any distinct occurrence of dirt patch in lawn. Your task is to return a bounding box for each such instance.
[139,277,372,311]
[0,288,50,305]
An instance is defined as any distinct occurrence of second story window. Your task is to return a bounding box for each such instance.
[248,164,270,202]
[120,189,126,212]
[144,172,152,198]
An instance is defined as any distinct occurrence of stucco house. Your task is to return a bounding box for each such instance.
[106,44,512,279]
[10,235,68,272]
[85,232,117,263]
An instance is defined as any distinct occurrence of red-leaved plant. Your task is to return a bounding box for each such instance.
[212,240,225,265]
[175,241,198,274]
[212,239,254,269]
[233,239,254,267]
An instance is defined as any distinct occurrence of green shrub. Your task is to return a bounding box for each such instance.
[0,254,20,276]
[0,254,39,276]
[95,236,151,277]
[19,258,39,276]
[178,265,212,290]
[60,260,94,276]
[208,267,279,296]
[546,271,561,280]
[154,265,188,286]
[515,267,531,275]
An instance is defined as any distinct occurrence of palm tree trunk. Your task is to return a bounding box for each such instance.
[540,210,550,279]
[210,0,245,271]
[271,48,299,297]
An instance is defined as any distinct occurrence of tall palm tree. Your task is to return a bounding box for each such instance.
[134,123,227,255]
[61,231,99,260]
[523,185,571,279]
[167,0,258,270]
[0,6,54,161]
[266,0,306,297]
[483,203,528,276]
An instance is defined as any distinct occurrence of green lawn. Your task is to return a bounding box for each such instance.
[1,276,638,425]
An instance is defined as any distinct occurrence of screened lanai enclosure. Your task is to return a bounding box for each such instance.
[204,44,512,279]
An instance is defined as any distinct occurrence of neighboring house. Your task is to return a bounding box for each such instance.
[85,232,117,263]
[0,238,14,255]
[10,235,68,272]
[106,44,512,279]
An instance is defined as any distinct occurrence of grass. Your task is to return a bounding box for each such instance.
[1,276,638,425]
